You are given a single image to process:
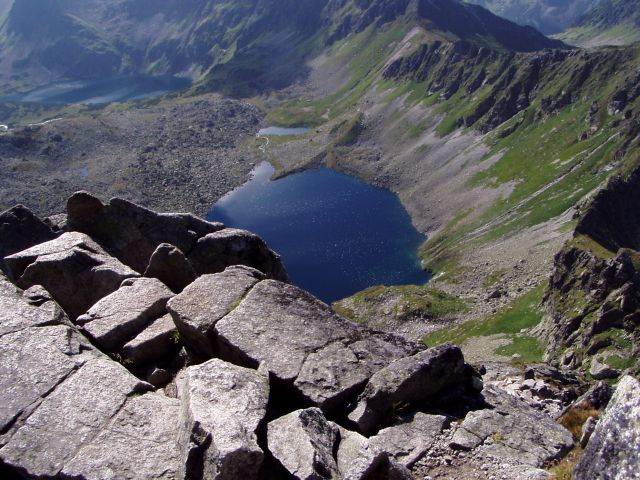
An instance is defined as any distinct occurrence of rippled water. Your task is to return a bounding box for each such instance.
[208,162,429,303]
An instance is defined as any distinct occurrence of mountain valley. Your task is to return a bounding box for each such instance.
[1,0,640,478]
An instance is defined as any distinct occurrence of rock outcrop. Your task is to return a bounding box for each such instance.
[348,343,472,435]
[4,232,138,320]
[537,167,640,376]
[0,192,583,479]
[76,277,173,352]
[66,191,224,273]
[179,359,269,480]
[573,375,640,479]
[0,205,57,275]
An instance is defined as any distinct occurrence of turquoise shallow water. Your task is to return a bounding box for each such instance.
[2,75,191,105]
[208,162,429,303]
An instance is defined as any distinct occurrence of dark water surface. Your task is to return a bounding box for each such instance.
[2,75,191,105]
[208,162,429,303]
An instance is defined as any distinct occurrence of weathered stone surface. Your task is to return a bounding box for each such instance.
[294,334,419,413]
[167,266,264,358]
[348,343,468,435]
[188,228,288,281]
[0,284,94,437]
[144,243,196,293]
[61,393,181,480]
[450,385,573,467]
[267,408,340,480]
[77,277,173,351]
[67,191,224,273]
[179,358,269,480]
[0,358,148,478]
[369,413,448,467]
[6,233,138,320]
[4,231,103,281]
[215,280,359,382]
[0,205,57,275]
[336,427,414,480]
[122,313,178,366]
[44,213,67,232]
[574,375,640,479]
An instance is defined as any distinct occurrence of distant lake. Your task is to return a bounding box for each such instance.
[257,126,309,136]
[208,162,429,303]
[1,75,191,105]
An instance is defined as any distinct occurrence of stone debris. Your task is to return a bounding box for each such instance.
[0,194,601,480]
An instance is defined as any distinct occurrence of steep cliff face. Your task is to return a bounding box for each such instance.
[537,167,640,378]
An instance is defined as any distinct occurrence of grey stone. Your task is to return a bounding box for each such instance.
[579,416,597,449]
[22,284,53,306]
[294,334,418,413]
[144,243,196,293]
[0,358,149,478]
[178,358,269,480]
[573,375,640,479]
[215,280,358,383]
[450,385,573,468]
[589,357,621,380]
[0,308,90,435]
[61,393,181,480]
[348,343,468,435]
[188,228,288,281]
[0,204,57,275]
[77,277,173,351]
[4,231,104,281]
[44,213,67,232]
[0,276,68,337]
[267,408,340,480]
[167,266,264,358]
[6,233,138,320]
[369,413,448,467]
[336,427,413,480]
[122,313,179,366]
[67,191,223,273]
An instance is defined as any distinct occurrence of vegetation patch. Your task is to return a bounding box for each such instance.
[424,284,545,360]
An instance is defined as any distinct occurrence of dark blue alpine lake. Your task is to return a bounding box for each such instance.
[208,162,429,304]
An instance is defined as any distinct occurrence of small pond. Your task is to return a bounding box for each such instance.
[257,126,309,136]
[208,162,429,303]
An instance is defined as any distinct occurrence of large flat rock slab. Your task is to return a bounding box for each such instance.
[61,393,181,480]
[0,205,57,275]
[188,228,288,281]
[167,266,264,358]
[216,279,419,412]
[348,343,470,435]
[5,232,138,320]
[574,375,640,479]
[4,231,104,281]
[179,358,269,480]
[0,358,149,478]
[77,277,173,351]
[67,191,224,273]
[215,280,359,382]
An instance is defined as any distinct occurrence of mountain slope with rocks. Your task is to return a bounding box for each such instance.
[0,0,564,96]
[557,0,640,46]
[2,192,617,480]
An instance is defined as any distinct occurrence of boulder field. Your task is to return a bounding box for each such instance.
[0,192,636,479]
